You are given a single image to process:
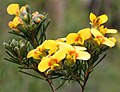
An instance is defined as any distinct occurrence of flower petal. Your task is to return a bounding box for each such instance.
[78,28,91,40]
[7,4,20,15]
[38,57,50,72]
[102,37,115,47]
[52,50,66,62]
[76,51,91,60]
[73,46,87,50]
[98,14,108,24]
[90,13,96,23]
[106,29,117,34]
[27,49,36,58]
[91,28,103,37]
[43,40,58,49]
[13,16,22,27]
[66,33,79,44]
[48,47,58,55]
[59,42,74,53]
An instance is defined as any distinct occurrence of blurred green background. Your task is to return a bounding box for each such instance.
[0,0,120,92]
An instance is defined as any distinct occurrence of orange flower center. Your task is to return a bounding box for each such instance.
[69,50,78,59]
[93,18,101,26]
[96,36,105,43]
[48,59,58,66]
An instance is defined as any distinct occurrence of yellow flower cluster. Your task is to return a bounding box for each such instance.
[27,40,90,72]
[5,4,118,91]
[7,4,44,30]
[27,13,117,73]
[66,13,117,47]
[7,4,25,28]
[7,4,117,74]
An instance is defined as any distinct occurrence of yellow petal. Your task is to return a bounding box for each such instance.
[78,28,91,40]
[36,45,44,52]
[73,46,87,50]
[99,25,107,34]
[94,38,101,45]
[76,51,91,60]
[43,40,58,49]
[27,49,36,58]
[102,37,115,47]
[66,33,79,44]
[98,14,108,24]
[20,6,26,12]
[8,21,14,28]
[48,47,58,55]
[51,63,60,70]
[59,42,74,53]
[7,4,20,15]
[13,16,21,27]
[38,57,50,72]
[106,29,117,34]
[33,52,42,59]
[90,13,96,23]
[91,28,103,37]
[109,37,116,43]
[52,50,66,62]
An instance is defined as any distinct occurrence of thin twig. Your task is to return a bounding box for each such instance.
[19,70,43,80]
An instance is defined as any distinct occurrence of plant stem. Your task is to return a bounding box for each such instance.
[46,78,56,92]
[35,70,56,92]
[80,65,92,92]
[42,73,56,92]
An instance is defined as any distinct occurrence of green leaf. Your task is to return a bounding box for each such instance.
[93,54,106,68]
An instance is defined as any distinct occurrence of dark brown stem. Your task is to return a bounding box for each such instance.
[35,70,56,92]
[46,78,56,92]
[42,72,56,92]
[81,65,93,92]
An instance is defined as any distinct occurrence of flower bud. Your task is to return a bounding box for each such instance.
[11,39,18,47]
[51,63,60,70]
[34,17,41,23]
[38,14,44,19]
[65,55,76,67]
[25,4,31,13]
[20,6,27,15]
[19,41,26,52]
[14,47,20,56]
[21,14,29,23]
[3,43,11,50]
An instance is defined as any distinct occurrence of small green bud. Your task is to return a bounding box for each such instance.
[38,14,44,19]
[34,17,41,23]
[64,59,75,67]
[19,40,25,48]
[25,5,31,13]
[10,39,18,47]
[14,47,20,56]
[3,43,11,50]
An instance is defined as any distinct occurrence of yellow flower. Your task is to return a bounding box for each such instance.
[91,28,116,47]
[27,44,46,59]
[90,13,108,26]
[7,4,20,16]
[78,28,92,40]
[8,16,22,28]
[7,4,27,16]
[42,40,59,55]
[27,40,61,59]
[99,25,117,35]
[38,50,66,72]
[27,49,41,59]
[66,28,91,45]
[59,43,91,61]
